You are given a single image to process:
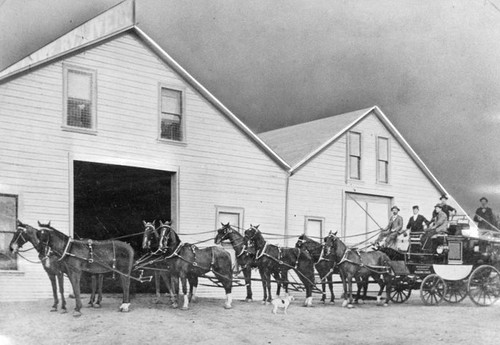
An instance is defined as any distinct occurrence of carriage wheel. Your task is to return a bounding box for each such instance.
[388,278,412,304]
[420,274,446,306]
[468,265,500,307]
[443,280,467,304]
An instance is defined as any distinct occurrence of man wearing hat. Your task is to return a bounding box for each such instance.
[473,197,496,230]
[406,205,430,233]
[431,195,456,221]
[421,203,448,251]
[376,205,404,249]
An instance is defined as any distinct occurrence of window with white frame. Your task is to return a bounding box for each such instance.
[304,216,324,240]
[348,132,361,180]
[377,137,389,183]
[160,87,183,141]
[64,65,96,130]
[0,194,18,270]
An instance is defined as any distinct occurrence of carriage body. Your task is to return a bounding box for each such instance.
[387,215,500,306]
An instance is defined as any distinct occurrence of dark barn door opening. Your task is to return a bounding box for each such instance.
[73,161,173,293]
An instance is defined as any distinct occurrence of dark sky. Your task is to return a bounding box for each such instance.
[1,0,499,216]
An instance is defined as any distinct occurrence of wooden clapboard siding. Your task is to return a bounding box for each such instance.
[0,32,287,301]
[286,111,444,242]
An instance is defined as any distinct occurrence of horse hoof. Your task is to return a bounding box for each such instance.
[224,304,232,309]
[190,296,197,303]
[342,300,349,308]
[93,303,101,309]
[73,311,82,317]
[347,304,354,309]
[119,303,130,312]
[330,301,335,305]
[60,309,68,314]
[172,303,179,309]
[245,298,253,303]
[50,307,57,312]
[383,303,389,307]
[181,306,189,311]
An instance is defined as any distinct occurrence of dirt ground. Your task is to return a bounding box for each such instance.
[0,292,499,345]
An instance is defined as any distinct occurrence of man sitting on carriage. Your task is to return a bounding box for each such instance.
[421,203,448,252]
[375,205,404,250]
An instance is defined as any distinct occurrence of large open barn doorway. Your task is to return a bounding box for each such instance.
[73,160,175,293]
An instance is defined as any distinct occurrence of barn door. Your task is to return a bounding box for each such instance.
[344,193,391,246]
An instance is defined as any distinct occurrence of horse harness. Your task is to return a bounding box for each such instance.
[331,237,390,275]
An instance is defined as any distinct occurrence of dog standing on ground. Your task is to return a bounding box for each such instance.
[271,295,295,315]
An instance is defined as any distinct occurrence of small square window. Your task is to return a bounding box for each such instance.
[64,65,96,131]
[160,88,183,141]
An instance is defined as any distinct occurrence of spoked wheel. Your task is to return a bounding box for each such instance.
[443,280,468,304]
[468,265,500,307]
[388,278,412,304]
[420,274,446,306]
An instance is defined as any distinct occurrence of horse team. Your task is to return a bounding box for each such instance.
[9,220,393,316]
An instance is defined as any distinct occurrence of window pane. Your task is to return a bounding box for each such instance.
[349,132,360,156]
[218,212,240,227]
[378,161,388,183]
[161,88,181,115]
[68,70,92,100]
[378,137,388,161]
[67,98,92,128]
[350,156,360,179]
[0,194,17,270]
[160,114,182,141]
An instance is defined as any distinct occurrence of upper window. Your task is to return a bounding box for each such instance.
[63,65,97,131]
[348,132,361,180]
[377,137,389,183]
[160,87,183,141]
[0,194,18,270]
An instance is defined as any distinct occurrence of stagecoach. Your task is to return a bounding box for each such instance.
[385,215,500,306]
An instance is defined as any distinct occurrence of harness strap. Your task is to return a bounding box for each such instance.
[256,242,268,260]
[57,237,73,262]
[87,239,94,263]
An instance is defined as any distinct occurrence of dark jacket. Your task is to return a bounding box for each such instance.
[432,204,455,221]
[474,207,496,230]
[406,214,429,232]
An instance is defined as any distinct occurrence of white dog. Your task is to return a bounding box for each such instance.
[271,295,295,315]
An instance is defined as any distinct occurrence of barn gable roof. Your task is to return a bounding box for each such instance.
[0,0,290,170]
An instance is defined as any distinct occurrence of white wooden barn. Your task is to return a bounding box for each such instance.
[0,1,469,302]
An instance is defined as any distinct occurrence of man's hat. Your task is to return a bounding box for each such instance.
[440,194,448,200]
[412,205,419,210]
[391,205,400,211]
[480,197,488,203]
[434,203,443,208]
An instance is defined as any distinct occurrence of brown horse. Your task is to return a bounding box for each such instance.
[140,220,179,308]
[37,222,134,316]
[324,231,392,308]
[9,220,68,313]
[159,222,233,309]
[295,234,338,304]
[215,222,256,302]
[245,225,315,306]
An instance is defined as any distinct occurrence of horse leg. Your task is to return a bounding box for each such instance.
[154,271,161,303]
[118,273,131,312]
[89,274,96,307]
[96,274,103,308]
[383,274,391,307]
[354,276,362,304]
[243,267,253,302]
[221,265,233,310]
[340,270,349,308]
[67,271,83,317]
[179,272,190,310]
[168,275,179,309]
[328,274,335,304]
[347,274,354,308]
[57,272,67,313]
[274,271,282,297]
[188,275,198,303]
[47,272,58,312]
[259,268,267,304]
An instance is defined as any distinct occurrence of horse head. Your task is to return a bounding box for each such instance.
[157,220,178,250]
[244,224,264,250]
[10,220,31,252]
[323,231,340,256]
[215,222,233,244]
[295,233,309,249]
[142,220,158,250]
